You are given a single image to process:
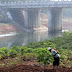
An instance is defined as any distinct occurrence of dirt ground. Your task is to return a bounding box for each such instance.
[0,57,72,72]
[0,64,72,72]
[0,58,72,72]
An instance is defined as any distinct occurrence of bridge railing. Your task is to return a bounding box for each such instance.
[0,0,72,8]
[0,0,72,4]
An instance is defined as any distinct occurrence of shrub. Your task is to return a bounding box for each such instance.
[34,48,53,65]
[0,47,8,56]
[8,49,17,57]
[21,47,33,55]
[11,46,21,53]
[0,47,9,59]
[0,50,6,57]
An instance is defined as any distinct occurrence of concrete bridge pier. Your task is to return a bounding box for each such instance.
[8,8,25,26]
[48,8,62,33]
[24,9,40,29]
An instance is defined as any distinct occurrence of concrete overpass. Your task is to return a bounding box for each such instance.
[0,1,72,32]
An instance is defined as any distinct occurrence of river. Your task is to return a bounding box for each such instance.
[0,30,63,49]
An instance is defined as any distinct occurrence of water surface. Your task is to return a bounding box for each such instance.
[0,31,62,48]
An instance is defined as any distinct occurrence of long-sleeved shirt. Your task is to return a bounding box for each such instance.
[51,49,60,58]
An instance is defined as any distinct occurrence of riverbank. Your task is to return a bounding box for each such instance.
[0,23,48,35]
[0,19,72,35]
[0,24,25,35]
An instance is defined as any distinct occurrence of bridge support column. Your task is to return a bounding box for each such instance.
[8,8,25,26]
[24,9,40,29]
[48,8,62,33]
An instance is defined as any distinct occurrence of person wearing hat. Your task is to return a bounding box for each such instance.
[48,47,60,69]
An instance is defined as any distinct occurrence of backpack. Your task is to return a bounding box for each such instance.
[53,48,59,54]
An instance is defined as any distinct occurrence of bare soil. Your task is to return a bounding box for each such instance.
[0,63,72,72]
[0,56,72,72]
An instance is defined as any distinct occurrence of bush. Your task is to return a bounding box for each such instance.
[11,46,21,54]
[0,47,9,59]
[0,47,8,56]
[0,50,6,57]
[34,48,54,65]
[9,49,17,57]
[2,47,8,55]
[21,47,33,55]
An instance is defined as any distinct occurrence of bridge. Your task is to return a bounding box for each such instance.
[1,1,72,8]
[0,1,72,32]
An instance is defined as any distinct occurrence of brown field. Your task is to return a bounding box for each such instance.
[0,58,72,72]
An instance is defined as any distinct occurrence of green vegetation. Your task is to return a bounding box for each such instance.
[0,31,72,67]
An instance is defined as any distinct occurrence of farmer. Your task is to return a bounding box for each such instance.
[48,47,60,69]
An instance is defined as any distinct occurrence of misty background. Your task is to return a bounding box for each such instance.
[0,1,72,48]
